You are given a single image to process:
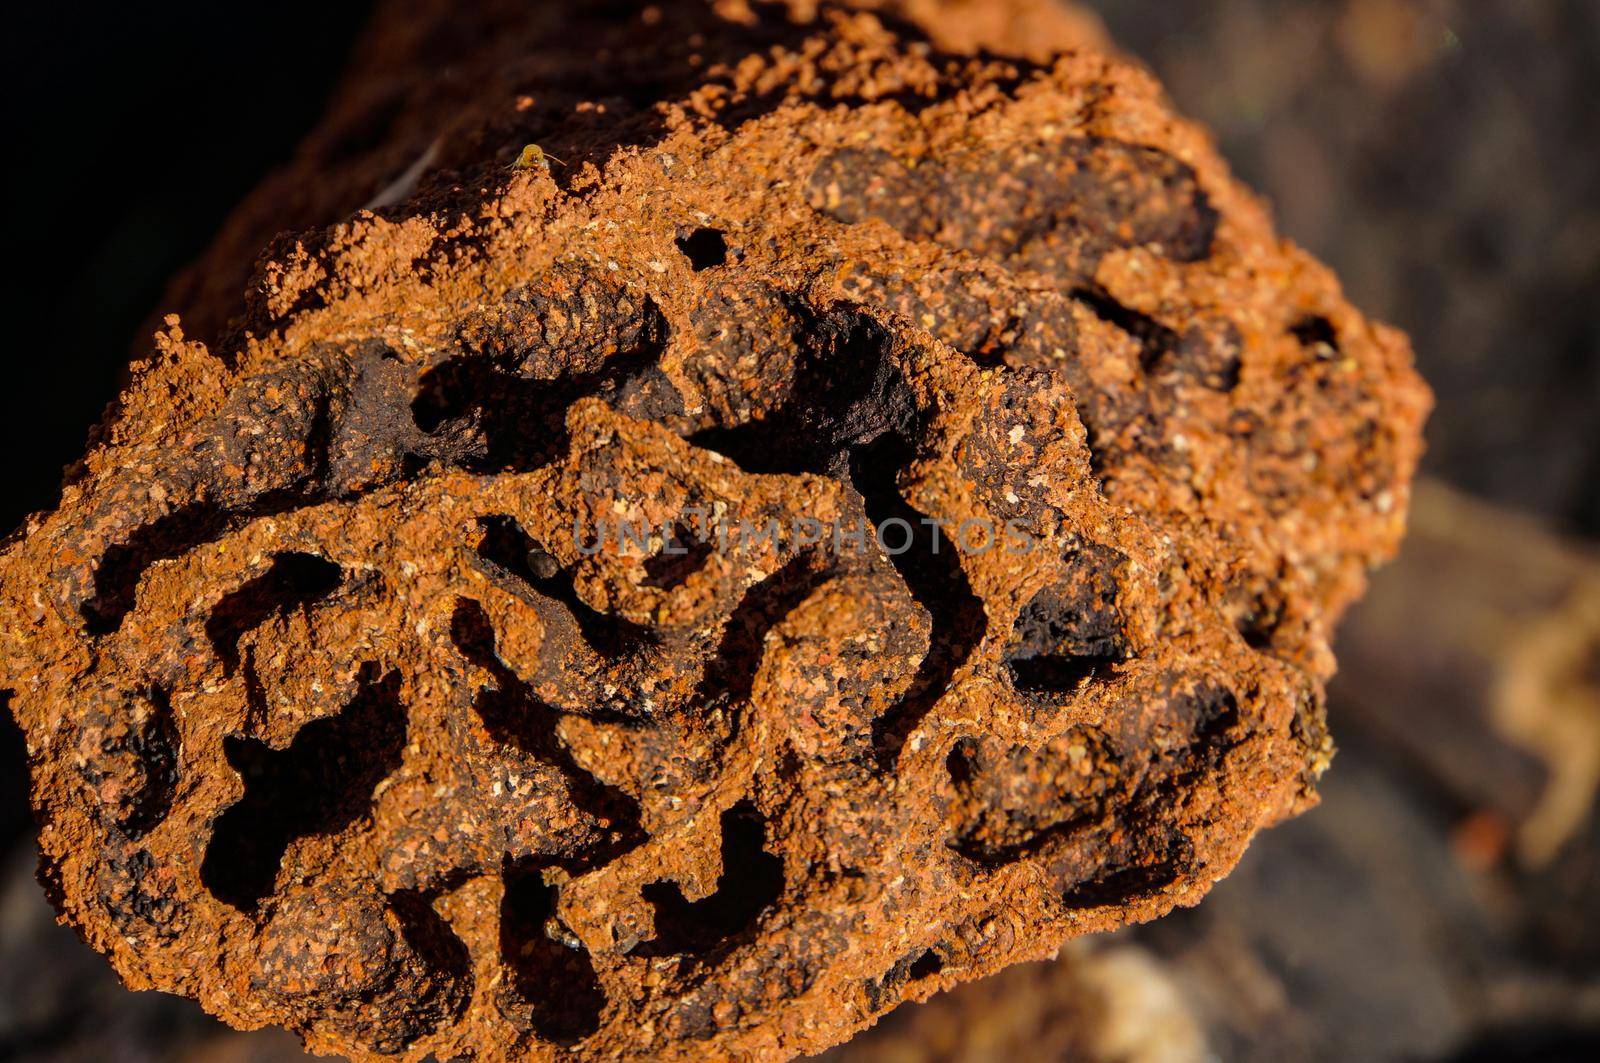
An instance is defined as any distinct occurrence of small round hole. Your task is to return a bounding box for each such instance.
[675,227,728,271]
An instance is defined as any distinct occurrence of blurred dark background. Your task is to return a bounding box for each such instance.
[2,4,374,540]
[3,1,1597,1060]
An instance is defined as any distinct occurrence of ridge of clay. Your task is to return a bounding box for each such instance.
[0,2,1428,1060]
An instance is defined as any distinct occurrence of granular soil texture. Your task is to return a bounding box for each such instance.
[0,2,1428,1060]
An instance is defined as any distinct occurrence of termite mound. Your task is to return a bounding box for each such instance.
[0,2,1426,1060]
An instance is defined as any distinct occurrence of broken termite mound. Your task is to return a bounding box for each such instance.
[0,1,1428,1060]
